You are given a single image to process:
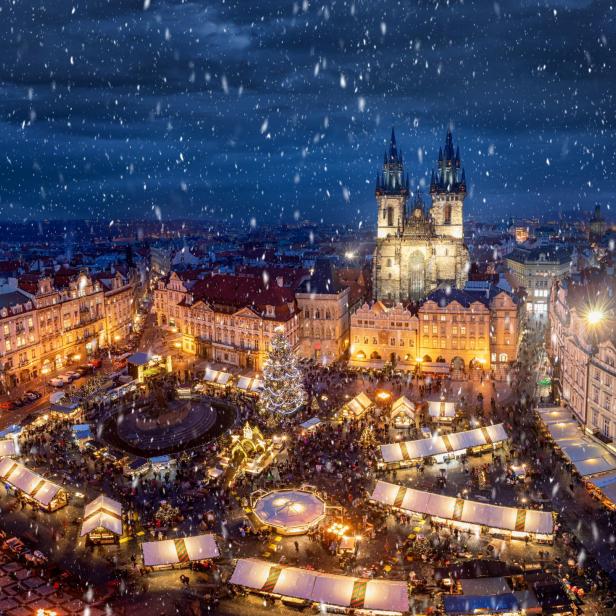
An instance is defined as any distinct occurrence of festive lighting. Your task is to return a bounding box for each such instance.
[586,309,605,325]
[259,327,306,422]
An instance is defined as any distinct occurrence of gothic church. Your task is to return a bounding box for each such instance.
[373,129,469,302]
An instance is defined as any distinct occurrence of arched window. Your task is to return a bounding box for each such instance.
[499,353,508,363]
[387,207,394,226]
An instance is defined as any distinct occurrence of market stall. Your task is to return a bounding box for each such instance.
[370,480,554,543]
[72,424,93,449]
[251,488,326,535]
[299,417,323,432]
[0,438,18,457]
[390,397,415,428]
[0,458,68,512]
[150,455,175,473]
[141,533,219,570]
[236,375,264,395]
[428,399,456,424]
[203,367,233,388]
[380,424,509,467]
[229,558,409,615]
[340,392,374,419]
[80,495,123,544]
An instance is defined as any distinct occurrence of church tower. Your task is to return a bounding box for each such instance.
[429,129,466,240]
[376,128,409,239]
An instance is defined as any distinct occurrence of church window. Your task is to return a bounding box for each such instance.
[388,273,392,280]
[387,207,394,226]
[387,258,392,267]
[444,204,452,224]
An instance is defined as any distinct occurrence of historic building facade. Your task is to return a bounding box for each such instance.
[350,283,520,379]
[154,271,302,371]
[373,129,469,303]
[549,268,616,433]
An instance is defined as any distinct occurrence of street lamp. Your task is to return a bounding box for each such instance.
[586,309,605,326]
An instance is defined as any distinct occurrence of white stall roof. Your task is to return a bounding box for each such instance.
[81,495,123,537]
[589,472,616,507]
[575,456,616,476]
[300,417,322,430]
[342,392,374,417]
[0,439,18,457]
[0,458,64,507]
[370,481,553,536]
[391,396,415,417]
[380,424,508,464]
[537,408,574,425]
[203,367,232,385]
[428,400,456,419]
[141,534,219,567]
[229,558,409,613]
[237,376,264,392]
[546,421,580,440]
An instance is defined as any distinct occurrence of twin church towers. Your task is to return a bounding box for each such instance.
[373,129,469,302]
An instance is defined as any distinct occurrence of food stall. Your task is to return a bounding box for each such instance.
[236,375,264,396]
[428,399,456,424]
[141,533,219,571]
[380,424,509,468]
[229,558,410,615]
[0,458,68,512]
[390,396,416,428]
[339,392,374,419]
[370,480,554,543]
[80,494,123,544]
[0,438,19,458]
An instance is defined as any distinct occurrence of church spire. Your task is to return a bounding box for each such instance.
[376,127,408,197]
[431,129,466,196]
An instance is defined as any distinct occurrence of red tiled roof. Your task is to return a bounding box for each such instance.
[190,273,296,320]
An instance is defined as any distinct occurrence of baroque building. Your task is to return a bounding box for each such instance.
[373,129,469,302]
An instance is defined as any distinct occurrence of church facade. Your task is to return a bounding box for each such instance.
[373,129,469,303]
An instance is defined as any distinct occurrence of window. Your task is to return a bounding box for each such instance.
[499,353,508,362]
[603,417,610,438]
[390,338,396,346]
[460,326,466,335]
[432,325,438,334]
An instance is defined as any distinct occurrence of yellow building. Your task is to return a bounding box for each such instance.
[350,283,520,379]
[154,271,301,371]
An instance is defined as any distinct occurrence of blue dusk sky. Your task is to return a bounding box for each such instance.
[0,0,614,226]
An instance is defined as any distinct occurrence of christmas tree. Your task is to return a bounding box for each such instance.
[260,327,306,421]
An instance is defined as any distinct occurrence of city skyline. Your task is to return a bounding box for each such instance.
[0,0,614,225]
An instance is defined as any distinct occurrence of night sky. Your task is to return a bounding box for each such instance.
[0,0,614,226]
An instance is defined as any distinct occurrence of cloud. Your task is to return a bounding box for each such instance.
[0,0,614,223]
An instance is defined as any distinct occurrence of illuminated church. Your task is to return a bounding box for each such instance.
[373,129,470,302]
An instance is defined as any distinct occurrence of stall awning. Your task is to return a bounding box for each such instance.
[391,396,415,419]
[443,593,520,615]
[300,417,322,430]
[141,534,219,567]
[229,558,409,613]
[428,400,456,419]
[204,367,233,386]
[0,458,64,507]
[341,392,374,418]
[0,438,18,457]
[370,480,554,536]
[237,375,264,393]
[537,407,616,477]
[380,424,509,464]
[149,455,172,467]
[81,495,123,537]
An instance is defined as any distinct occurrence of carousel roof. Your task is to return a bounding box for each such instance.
[253,489,326,531]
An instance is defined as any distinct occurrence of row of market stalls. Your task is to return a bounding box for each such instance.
[371,480,554,543]
[537,406,616,510]
[229,557,409,615]
[199,367,263,394]
[0,458,68,512]
[379,423,509,467]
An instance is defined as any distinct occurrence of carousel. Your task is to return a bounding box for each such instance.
[251,488,327,535]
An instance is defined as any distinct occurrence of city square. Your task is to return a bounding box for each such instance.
[1,1,616,614]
